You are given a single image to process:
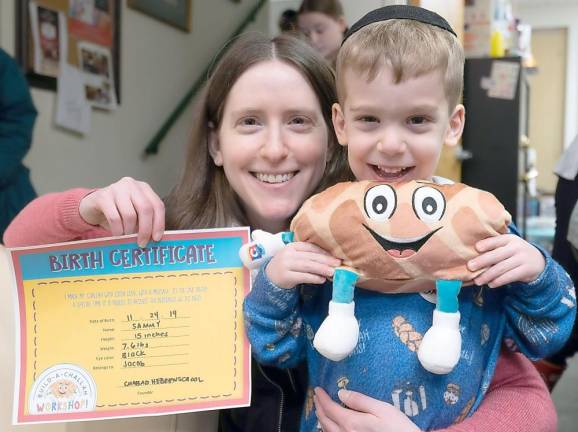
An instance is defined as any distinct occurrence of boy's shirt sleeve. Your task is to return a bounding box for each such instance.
[243,261,307,369]
[502,238,576,360]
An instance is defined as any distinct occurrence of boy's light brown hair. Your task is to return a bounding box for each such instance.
[336,19,464,111]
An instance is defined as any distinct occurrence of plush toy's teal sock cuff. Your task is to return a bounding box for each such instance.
[436,280,462,313]
[332,269,358,303]
[281,232,294,244]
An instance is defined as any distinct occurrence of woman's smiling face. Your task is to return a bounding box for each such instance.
[209,60,329,232]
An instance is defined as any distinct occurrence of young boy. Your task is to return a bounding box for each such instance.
[243,5,576,430]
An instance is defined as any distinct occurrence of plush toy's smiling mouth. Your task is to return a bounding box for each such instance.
[362,225,443,258]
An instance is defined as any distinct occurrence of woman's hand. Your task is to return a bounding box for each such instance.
[79,177,165,247]
[266,242,340,289]
[314,387,421,432]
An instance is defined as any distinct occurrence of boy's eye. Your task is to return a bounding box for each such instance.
[357,116,379,123]
[408,116,428,125]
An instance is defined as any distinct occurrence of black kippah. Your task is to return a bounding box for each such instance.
[343,5,456,45]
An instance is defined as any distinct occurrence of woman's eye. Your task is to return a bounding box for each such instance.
[364,184,396,221]
[238,117,260,128]
[290,116,310,125]
[289,116,314,131]
[412,186,446,222]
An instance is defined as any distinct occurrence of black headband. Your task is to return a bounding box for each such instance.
[343,5,456,45]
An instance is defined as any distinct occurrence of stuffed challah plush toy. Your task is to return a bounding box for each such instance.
[240,180,510,374]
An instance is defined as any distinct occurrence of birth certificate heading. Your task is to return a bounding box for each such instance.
[8,228,251,424]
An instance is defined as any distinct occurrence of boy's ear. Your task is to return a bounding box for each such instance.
[444,104,465,147]
[207,122,223,166]
[332,103,348,147]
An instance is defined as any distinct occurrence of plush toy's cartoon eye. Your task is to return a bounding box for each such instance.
[364,184,396,221]
[413,186,446,222]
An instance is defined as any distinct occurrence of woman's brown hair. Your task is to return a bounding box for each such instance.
[165,33,351,230]
[298,0,345,21]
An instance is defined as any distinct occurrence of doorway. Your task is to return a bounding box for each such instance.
[528,27,567,193]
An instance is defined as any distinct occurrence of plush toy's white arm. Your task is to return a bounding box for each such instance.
[238,230,294,270]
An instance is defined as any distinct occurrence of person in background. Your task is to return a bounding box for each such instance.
[0,48,37,240]
[279,9,299,34]
[569,202,578,259]
[298,0,347,67]
[534,135,578,390]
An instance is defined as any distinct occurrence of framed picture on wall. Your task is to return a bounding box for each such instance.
[15,0,121,103]
[128,0,193,33]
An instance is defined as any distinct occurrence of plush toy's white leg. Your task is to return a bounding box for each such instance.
[417,280,462,375]
[239,230,294,270]
[313,268,359,361]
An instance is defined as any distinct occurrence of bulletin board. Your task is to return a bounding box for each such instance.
[15,0,121,104]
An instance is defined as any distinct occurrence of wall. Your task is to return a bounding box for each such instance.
[0,1,269,196]
[269,0,301,35]
[515,2,578,148]
[342,0,394,23]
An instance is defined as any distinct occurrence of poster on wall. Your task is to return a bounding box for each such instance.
[16,0,121,103]
[55,63,92,135]
[9,229,251,424]
[68,0,115,46]
[29,2,67,78]
[77,41,117,110]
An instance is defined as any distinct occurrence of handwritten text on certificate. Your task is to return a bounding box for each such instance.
[9,229,251,424]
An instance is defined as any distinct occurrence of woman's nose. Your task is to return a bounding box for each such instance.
[259,127,289,162]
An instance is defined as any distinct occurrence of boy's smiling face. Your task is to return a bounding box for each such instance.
[332,65,464,183]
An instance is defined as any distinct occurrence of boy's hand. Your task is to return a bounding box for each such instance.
[467,234,546,288]
[266,242,341,289]
[79,177,165,248]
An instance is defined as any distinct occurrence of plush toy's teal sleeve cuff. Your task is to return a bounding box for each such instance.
[436,280,462,313]
[332,268,359,303]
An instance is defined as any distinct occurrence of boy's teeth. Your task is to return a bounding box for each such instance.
[254,172,295,184]
[378,166,404,174]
